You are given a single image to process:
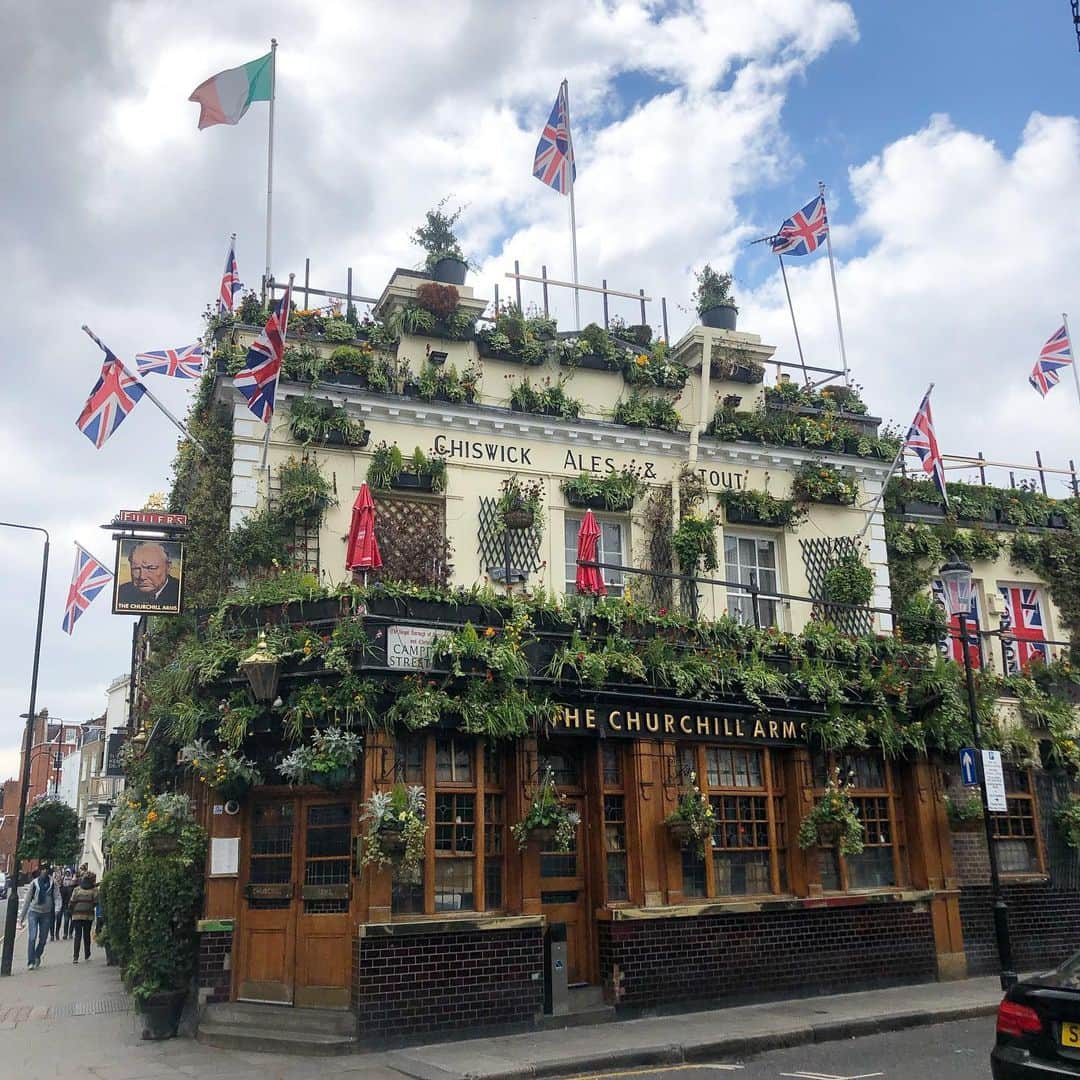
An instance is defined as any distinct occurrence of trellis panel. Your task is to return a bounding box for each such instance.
[477,496,542,578]
[371,495,451,587]
[799,535,872,636]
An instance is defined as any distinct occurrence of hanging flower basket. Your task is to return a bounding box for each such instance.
[666,818,696,847]
[148,833,180,855]
[378,822,407,854]
[503,507,535,530]
[527,825,557,848]
[815,820,841,845]
[215,776,253,803]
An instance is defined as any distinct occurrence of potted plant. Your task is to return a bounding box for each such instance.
[138,793,198,856]
[277,456,339,523]
[509,376,582,419]
[718,489,805,529]
[622,341,689,391]
[497,474,545,531]
[558,323,627,371]
[796,768,865,856]
[664,773,714,856]
[792,463,860,506]
[693,264,738,330]
[413,198,469,284]
[672,512,720,573]
[360,784,428,874]
[711,347,764,384]
[945,793,984,833]
[612,392,681,432]
[1054,796,1080,849]
[289,396,368,447]
[366,441,448,493]
[511,767,580,851]
[179,740,262,803]
[277,727,362,789]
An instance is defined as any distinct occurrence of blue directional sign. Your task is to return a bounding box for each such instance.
[960,747,979,786]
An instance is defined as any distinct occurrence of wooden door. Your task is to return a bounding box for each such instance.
[238,799,298,1003]
[538,745,593,985]
[294,799,353,1008]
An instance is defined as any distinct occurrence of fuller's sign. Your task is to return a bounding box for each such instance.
[549,703,808,746]
[112,510,189,527]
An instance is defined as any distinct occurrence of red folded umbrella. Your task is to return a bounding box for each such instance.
[345,483,382,573]
[575,510,606,596]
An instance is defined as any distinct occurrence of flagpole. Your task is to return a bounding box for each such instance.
[858,381,934,539]
[1063,312,1080,407]
[563,79,581,331]
[819,180,850,387]
[263,39,277,301]
[260,272,295,471]
[777,254,809,386]
[80,326,209,457]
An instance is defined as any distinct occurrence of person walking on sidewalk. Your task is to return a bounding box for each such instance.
[59,871,75,939]
[18,865,55,970]
[69,874,99,964]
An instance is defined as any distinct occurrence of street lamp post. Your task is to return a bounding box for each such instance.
[0,522,49,978]
[939,552,1017,990]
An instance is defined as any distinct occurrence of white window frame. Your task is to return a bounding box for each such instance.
[564,513,628,597]
[723,531,783,628]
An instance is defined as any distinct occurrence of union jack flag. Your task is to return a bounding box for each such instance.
[234,281,292,422]
[75,330,147,449]
[932,579,983,669]
[1029,325,1072,398]
[904,390,949,510]
[770,195,829,257]
[533,82,576,195]
[219,237,242,314]
[135,343,204,380]
[62,543,113,635]
[999,585,1050,673]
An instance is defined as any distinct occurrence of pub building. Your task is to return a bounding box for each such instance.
[147,267,1080,1045]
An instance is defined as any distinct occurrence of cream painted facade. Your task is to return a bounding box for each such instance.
[224,271,897,634]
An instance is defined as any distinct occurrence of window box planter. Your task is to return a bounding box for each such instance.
[561,353,620,372]
[284,597,348,624]
[510,401,573,419]
[1048,511,1070,530]
[390,472,437,492]
[724,504,783,528]
[901,500,946,519]
[564,489,633,513]
[319,428,370,448]
[309,766,355,791]
[138,989,187,1041]
[477,340,545,366]
[809,493,856,507]
[710,361,761,384]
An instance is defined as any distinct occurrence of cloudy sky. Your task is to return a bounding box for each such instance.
[2,1,1078,779]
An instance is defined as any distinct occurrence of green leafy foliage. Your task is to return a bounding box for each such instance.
[509,375,581,418]
[17,799,80,865]
[412,197,467,271]
[672,512,720,572]
[613,391,681,432]
[366,441,447,492]
[792,463,860,505]
[822,552,875,607]
[717,488,806,528]
[289,397,366,446]
[560,467,645,511]
[692,264,736,315]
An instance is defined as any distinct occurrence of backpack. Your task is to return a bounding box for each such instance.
[36,877,53,903]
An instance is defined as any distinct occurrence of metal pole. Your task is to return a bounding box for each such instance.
[563,79,581,332]
[661,298,669,343]
[978,451,987,487]
[260,273,295,471]
[493,284,500,313]
[819,181,850,387]
[346,267,353,319]
[263,39,278,300]
[514,260,522,311]
[1036,450,1048,495]
[639,288,647,326]
[602,279,609,330]
[303,258,310,309]
[1062,312,1080,407]
[504,532,512,600]
[959,610,1017,990]
[1071,459,1079,497]
[777,254,809,386]
[541,266,549,318]
[0,523,48,977]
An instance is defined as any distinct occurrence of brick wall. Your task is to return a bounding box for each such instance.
[197,927,233,1005]
[598,900,937,1010]
[352,924,544,1043]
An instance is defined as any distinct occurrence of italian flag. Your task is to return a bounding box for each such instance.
[189,52,273,130]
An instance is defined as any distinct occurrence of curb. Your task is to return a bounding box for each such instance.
[398,1001,1001,1080]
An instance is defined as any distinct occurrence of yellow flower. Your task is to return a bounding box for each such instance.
[484,626,497,638]
[147,810,158,823]
[635,354,648,367]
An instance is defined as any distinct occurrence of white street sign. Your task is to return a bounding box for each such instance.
[386,624,451,670]
[982,749,1008,813]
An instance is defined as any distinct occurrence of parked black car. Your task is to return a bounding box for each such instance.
[993,953,1080,1077]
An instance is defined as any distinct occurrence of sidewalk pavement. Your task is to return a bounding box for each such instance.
[0,927,1008,1080]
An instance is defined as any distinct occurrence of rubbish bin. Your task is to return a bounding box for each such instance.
[544,921,569,1016]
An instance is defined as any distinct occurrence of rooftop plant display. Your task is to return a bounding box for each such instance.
[711,346,764,384]
[561,467,646,512]
[717,488,806,529]
[792,463,860,506]
[888,476,1078,530]
[692,264,736,316]
[366,441,448,493]
[766,379,871,416]
[289,397,367,447]
[622,340,688,390]
[478,303,556,365]
[558,322,633,370]
[395,283,477,341]
[608,315,653,348]
[613,391,681,432]
[508,375,581,419]
[412,198,469,274]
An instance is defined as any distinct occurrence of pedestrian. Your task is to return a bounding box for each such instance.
[18,865,55,970]
[69,873,99,964]
[48,868,62,940]
[59,871,75,939]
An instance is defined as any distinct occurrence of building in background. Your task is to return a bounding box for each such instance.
[80,675,129,876]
